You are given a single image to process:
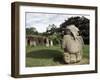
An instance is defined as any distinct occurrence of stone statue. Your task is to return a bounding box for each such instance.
[62,25,84,64]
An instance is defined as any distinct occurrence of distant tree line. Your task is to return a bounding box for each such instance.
[26,27,38,35]
[26,16,89,45]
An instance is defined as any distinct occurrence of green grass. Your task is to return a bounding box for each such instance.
[83,45,89,58]
[26,45,89,67]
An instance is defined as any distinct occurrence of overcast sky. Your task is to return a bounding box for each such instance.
[25,12,89,33]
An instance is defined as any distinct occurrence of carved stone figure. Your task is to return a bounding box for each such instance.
[62,25,84,63]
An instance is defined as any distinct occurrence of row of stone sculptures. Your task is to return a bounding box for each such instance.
[62,25,84,64]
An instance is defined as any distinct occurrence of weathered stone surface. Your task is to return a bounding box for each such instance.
[76,52,82,62]
[62,25,83,64]
[63,35,81,54]
[70,53,77,63]
[63,52,70,64]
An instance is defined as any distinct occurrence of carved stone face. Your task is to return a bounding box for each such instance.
[64,29,72,35]
[64,25,79,39]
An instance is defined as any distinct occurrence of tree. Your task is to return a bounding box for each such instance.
[44,24,61,45]
[60,16,89,44]
[46,24,57,35]
[26,27,38,35]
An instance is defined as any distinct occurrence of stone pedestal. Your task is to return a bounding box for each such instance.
[63,52,82,64]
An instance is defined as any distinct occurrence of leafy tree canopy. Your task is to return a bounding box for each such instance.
[60,16,90,44]
[26,27,38,35]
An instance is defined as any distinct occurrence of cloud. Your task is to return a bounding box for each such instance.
[25,12,90,33]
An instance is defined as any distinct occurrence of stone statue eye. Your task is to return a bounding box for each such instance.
[66,29,71,34]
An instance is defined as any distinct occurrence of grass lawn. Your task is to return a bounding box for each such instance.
[26,45,89,67]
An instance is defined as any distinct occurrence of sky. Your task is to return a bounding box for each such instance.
[25,12,90,33]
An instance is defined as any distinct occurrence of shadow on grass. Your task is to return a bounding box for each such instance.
[26,49,66,64]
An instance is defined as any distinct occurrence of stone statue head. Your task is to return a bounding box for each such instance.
[65,25,79,39]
